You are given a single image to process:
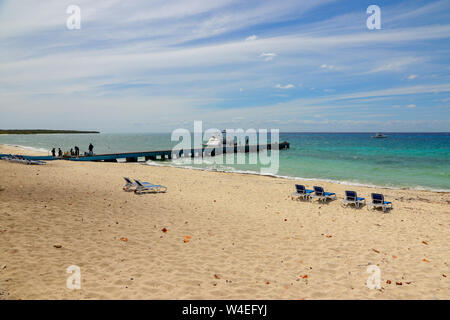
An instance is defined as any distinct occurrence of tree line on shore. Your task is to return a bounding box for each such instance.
[0,129,100,134]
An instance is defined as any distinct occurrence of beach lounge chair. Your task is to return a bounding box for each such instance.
[3,155,42,165]
[291,184,314,200]
[27,160,45,165]
[134,179,167,195]
[310,186,337,203]
[123,177,162,192]
[0,155,12,161]
[123,177,138,191]
[341,191,366,208]
[367,193,393,212]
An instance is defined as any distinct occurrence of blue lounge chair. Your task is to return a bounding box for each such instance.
[291,184,314,200]
[310,186,337,203]
[2,155,45,165]
[123,177,165,192]
[341,191,366,208]
[134,179,167,194]
[368,193,393,212]
[123,177,138,191]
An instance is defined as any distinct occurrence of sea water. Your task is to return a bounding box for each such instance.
[0,132,449,191]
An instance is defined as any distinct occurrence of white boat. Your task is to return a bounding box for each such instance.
[204,136,222,147]
[204,130,236,147]
[372,132,388,138]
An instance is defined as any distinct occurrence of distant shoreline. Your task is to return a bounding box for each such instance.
[0,129,100,135]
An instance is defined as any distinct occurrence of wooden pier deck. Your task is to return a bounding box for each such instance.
[1,141,290,162]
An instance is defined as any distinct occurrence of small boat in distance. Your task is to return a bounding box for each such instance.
[372,132,388,138]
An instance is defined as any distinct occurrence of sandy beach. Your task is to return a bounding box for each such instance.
[0,144,449,300]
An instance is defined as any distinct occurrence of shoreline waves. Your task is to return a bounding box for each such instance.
[1,141,449,193]
[0,143,50,155]
[144,160,450,193]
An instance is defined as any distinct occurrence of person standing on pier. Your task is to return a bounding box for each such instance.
[51,148,56,157]
[58,148,62,157]
[74,146,79,157]
[88,143,94,155]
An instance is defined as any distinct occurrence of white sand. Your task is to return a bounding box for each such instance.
[0,144,449,299]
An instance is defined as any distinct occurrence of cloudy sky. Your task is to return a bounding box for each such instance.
[0,0,449,132]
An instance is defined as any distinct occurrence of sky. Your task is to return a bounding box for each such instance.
[0,0,449,133]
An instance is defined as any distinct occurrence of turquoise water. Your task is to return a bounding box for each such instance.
[1,132,449,191]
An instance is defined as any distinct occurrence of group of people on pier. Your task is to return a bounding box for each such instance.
[51,143,94,158]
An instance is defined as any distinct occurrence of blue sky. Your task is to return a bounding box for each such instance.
[0,0,449,132]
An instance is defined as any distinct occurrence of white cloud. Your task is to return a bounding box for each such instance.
[321,84,450,102]
[393,104,417,109]
[0,1,449,132]
[259,52,277,61]
[367,57,421,73]
[320,64,335,70]
[275,84,295,89]
[408,74,419,80]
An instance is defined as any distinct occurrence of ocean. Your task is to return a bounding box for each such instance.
[1,132,449,192]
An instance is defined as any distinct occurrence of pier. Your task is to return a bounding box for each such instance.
[1,141,290,163]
